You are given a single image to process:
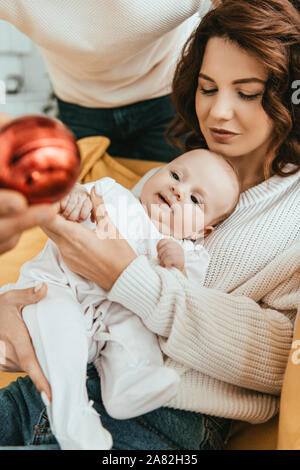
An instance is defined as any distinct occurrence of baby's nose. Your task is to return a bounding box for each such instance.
[170,184,183,201]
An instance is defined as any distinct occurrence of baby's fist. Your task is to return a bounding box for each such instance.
[59,183,92,222]
[157,238,186,275]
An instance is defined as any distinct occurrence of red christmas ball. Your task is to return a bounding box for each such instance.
[0,115,81,204]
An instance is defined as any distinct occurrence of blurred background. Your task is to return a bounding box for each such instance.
[0,19,57,118]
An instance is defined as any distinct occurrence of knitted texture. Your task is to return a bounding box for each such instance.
[109,169,300,423]
[0,0,209,107]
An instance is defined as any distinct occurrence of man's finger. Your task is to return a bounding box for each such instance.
[1,205,57,241]
[0,233,21,254]
[0,190,28,216]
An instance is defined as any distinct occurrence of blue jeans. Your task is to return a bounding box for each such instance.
[0,364,232,450]
[57,95,181,162]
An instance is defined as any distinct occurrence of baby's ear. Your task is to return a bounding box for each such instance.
[189,231,204,241]
[203,225,214,237]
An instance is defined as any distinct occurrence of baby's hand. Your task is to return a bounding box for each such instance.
[157,239,187,277]
[59,183,92,222]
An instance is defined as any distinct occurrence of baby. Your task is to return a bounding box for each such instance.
[0,149,240,450]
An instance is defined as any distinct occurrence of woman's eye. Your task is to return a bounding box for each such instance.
[199,87,217,95]
[190,195,199,204]
[171,172,179,181]
[238,91,263,101]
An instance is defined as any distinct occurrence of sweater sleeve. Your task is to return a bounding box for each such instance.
[108,245,300,395]
[0,1,15,21]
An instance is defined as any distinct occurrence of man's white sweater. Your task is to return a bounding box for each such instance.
[109,168,300,423]
[0,0,211,107]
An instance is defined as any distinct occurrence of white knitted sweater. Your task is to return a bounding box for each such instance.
[0,0,210,107]
[108,168,300,424]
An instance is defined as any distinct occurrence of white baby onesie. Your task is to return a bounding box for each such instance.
[0,178,210,450]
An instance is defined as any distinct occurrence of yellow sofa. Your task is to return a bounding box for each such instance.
[0,136,297,450]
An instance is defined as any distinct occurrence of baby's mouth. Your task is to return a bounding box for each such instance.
[158,193,171,207]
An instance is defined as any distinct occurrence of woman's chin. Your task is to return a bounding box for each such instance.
[206,140,243,159]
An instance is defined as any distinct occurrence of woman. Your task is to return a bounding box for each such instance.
[0,0,299,450]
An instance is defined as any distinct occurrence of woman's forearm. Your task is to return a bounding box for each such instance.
[108,255,297,395]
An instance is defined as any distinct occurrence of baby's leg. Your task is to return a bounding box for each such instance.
[94,305,180,419]
[22,283,112,450]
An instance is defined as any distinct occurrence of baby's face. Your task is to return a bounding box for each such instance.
[140,149,239,239]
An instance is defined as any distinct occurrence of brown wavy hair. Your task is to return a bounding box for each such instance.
[167,0,300,177]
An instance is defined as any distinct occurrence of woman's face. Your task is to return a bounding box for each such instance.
[195,37,274,163]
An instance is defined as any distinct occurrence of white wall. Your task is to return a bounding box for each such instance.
[0,20,52,117]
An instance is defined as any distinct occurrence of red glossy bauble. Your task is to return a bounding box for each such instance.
[0,115,81,204]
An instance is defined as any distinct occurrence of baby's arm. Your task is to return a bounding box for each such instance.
[157,238,210,284]
[59,183,92,222]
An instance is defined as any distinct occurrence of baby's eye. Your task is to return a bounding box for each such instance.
[171,171,179,181]
[190,195,199,204]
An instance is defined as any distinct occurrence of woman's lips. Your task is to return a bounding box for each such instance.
[209,128,240,143]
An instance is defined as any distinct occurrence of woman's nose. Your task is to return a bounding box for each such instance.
[209,91,234,121]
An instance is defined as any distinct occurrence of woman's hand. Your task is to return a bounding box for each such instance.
[41,187,137,291]
[0,283,52,402]
[0,113,57,254]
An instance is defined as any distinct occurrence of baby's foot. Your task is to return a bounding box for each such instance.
[55,401,112,450]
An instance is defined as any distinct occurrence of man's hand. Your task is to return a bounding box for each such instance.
[0,284,52,402]
[157,238,187,277]
[0,113,56,254]
[0,190,57,254]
